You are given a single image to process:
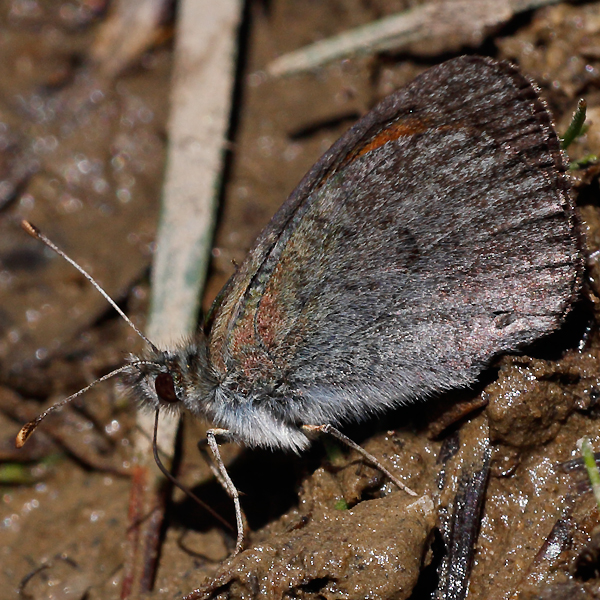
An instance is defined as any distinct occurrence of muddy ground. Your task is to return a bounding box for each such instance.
[2,1,600,599]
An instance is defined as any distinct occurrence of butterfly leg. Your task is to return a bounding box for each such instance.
[302,424,417,496]
[205,428,246,555]
[197,433,234,492]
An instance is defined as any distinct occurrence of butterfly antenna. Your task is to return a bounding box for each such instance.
[21,220,159,353]
[15,364,134,448]
[16,221,160,448]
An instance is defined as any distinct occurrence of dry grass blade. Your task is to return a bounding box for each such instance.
[121,0,244,596]
[266,0,559,77]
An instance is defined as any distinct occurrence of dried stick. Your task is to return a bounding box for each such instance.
[120,0,243,596]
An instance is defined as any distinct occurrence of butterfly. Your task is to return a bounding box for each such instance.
[16,55,584,554]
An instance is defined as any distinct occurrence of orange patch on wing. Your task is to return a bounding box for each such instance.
[256,262,289,349]
[229,310,257,355]
[230,309,278,382]
[256,291,283,348]
[355,117,432,159]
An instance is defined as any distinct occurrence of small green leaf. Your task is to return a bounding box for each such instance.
[334,498,349,510]
[0,463,35,485]
[581,437,600,511]
[569,154,599,170]
[561,99,587,150]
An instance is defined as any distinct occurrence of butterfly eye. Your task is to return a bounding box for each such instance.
[154,372,178,403]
